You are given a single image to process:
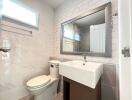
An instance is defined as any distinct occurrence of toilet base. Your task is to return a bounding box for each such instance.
[34,79,59,100]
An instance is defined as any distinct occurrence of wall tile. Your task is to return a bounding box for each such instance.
[54,0,119,64]
[0,0,55,100]
[54,1,119,99]
[101,64,118,100]
[101,84,116,100]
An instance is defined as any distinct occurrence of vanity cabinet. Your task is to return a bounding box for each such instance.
[63,77,101,100]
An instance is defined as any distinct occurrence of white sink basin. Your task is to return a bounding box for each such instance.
[59,60,103,89]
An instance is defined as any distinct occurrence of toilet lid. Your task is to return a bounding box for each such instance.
[48,60,60,64]
[26,75,51,88]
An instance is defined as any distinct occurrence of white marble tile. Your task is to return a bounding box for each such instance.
[0,0,55,100]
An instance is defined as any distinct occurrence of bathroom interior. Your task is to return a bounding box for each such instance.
[0,0,131,100]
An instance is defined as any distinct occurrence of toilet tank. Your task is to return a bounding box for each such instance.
[48,60,60,78]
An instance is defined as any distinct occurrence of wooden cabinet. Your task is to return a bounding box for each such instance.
[63,77,101,100]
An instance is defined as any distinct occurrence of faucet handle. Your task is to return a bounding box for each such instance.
[82,54,87,65]
[84,56,86,60]
[82,54,87,60]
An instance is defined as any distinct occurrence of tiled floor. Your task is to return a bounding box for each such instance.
[55,93,63,100]
[19,92,63,100]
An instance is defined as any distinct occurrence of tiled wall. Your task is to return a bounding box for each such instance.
[102,64,119,100]
[0,0,119,100]
[0,0,54,100]
[54,0,119,100]
[54,0,118,64]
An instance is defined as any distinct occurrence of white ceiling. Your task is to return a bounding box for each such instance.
[44,0,65,8]
[75,10,105,27]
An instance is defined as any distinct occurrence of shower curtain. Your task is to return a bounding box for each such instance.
[90,23,106,53]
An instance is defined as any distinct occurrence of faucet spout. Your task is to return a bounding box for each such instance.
[83,55,87,65]
[84,56,87,62]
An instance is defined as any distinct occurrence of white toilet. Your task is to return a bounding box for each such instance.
[26,60,60,100]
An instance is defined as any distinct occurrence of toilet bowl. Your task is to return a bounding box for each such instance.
[26,60,60,100]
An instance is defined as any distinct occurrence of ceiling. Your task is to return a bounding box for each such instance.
[44,0,65,8]
[75,10,105,27]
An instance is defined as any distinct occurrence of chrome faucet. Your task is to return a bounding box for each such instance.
[83,55,87,65]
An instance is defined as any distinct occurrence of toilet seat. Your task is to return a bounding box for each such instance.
[26,75,51,89]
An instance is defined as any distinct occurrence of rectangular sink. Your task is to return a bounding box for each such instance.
[59,60,103,89]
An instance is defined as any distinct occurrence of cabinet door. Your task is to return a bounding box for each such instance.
[70,80,96,100]
[63,77,101,100]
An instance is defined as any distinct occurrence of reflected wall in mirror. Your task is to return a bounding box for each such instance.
[61,3,112,57]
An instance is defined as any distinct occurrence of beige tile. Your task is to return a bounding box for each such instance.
[101,85,117,100]
[0,0,55,99]
[102,64,117,87]
[103,64,116,72]
[102,70,116,87]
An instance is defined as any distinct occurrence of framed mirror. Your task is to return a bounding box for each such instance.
[60,3,112,57]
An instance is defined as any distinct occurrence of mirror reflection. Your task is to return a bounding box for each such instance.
[63,10,106,53]
[62,10,106,53]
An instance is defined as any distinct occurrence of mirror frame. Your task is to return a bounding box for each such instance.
[60,2,112,57]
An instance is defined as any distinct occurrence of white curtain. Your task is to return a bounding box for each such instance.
[90,23,105,53]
